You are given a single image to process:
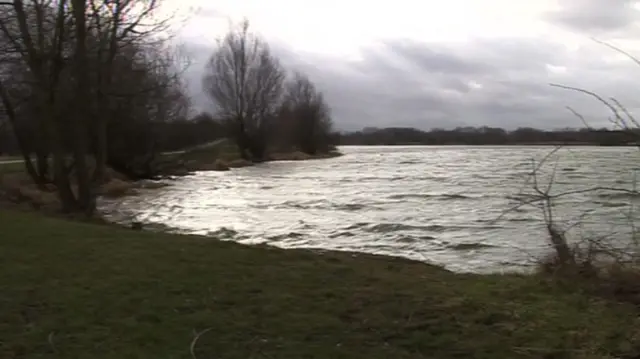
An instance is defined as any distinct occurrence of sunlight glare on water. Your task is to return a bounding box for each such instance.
[99,146,640,273]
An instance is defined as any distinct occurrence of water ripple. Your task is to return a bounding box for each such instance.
[99,145,640,273]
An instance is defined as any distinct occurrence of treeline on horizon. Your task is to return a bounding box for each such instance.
[5,119,634,157]
[337,126,640,146]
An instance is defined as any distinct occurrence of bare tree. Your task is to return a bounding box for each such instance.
[104,41,191,179]
[0,0,184,215]
[202,20,285,160]
[280,71,334,155]
[0,0,82,211]
[85,0,168,183]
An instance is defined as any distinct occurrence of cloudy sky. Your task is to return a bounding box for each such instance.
[173,0,640,131]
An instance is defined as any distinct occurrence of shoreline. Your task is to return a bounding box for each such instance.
[338,143,638,147]
[185,149,343,172]
[0,149,344,212]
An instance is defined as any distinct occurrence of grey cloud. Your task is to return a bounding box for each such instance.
[379,40,493,75]
[291,38,640,130]
[545,0,640,33]
[271,45,464,129]
[180,41,214,114]
[182,5,640,131]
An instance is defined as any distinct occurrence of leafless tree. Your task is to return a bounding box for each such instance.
[0,0,84,212]
[103,41,191,179]
[202,20,285,160]
[0,0,185,215]
[85,0,169,183]
[280,71,334,154]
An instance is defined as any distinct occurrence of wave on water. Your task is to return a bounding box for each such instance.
[99,145,640,273]
[565,174,587,179]
[597,191,640,200]
[395,235,437,243]
[206,227,238,239]
[344,222,482,233]
[446,242,497,250]
[250,200,377,211]
[388,193,476,201]
[337,174,449,183]
[267,232,305,241]
[595,201,630,208]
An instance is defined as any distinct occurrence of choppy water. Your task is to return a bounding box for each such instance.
[99,146,640,273]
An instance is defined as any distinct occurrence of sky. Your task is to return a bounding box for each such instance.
[172,0,640,131]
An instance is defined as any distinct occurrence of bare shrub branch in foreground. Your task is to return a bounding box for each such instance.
[507,39,640,274]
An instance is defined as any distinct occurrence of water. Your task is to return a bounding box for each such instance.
[99,146,640,273]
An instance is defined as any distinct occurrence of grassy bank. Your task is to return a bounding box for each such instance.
[1,210,639,358]
[0,160,24,174]
[175,138,343,172]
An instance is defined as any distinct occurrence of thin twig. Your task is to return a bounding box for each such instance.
[610,97,640,130]
[497,185,638,222]
[549,83,626,130]
[48,331,57,353]
[190,327,213,359]
[591,37,640,68]
[565,106,591,129]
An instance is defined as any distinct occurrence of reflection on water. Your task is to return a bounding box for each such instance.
[99,146,640,273]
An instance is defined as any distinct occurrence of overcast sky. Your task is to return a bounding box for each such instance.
[173,0,640,131]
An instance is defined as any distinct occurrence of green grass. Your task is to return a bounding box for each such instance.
[1,210,639,358]
[174,138,241,163]
[0,160,24,174]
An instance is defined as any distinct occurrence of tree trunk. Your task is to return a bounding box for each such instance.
[92,118,107,183]
[235,119,251,160]
[547,224,574,267]
[54,155,77,212]
[35,149,49,183]
[71,0,95,217]
[0,80,46,186]
[46,111,77,212]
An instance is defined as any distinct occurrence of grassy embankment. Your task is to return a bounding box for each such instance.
[0,160,23,174]
[1,209,640,358]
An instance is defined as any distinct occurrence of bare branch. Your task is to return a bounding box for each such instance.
[592,37,640,69]
[550,83,630,130]
[565,106,591,129]
[190,327,213,359]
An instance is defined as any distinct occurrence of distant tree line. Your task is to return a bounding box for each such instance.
[338,126,640,146]
[0,4,335,217]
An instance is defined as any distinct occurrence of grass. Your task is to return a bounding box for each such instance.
[176,138,242,163]
[1,210,640,358]
[176,138,343,164]
[0,160,25,174]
